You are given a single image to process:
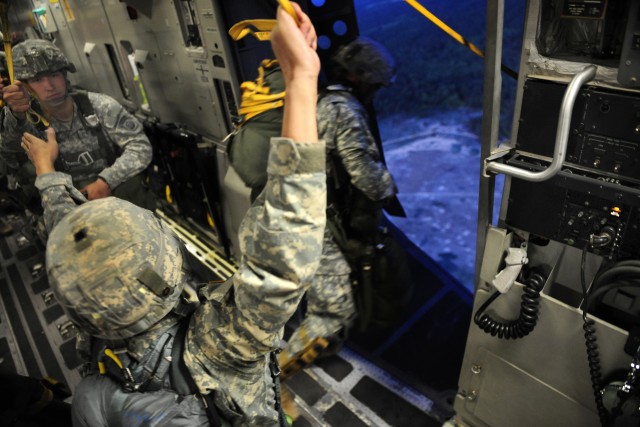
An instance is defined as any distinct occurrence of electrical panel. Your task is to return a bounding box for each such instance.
[506,78,640,258]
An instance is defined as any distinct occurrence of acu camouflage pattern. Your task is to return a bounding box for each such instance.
[281,88,398,365]
[0,91,152,190]
[183,138,326,425]
[318,88,396,202]
[38,138,327,426]
[279,226,355,363]
[46,197,187,340]
[12,39,77,81]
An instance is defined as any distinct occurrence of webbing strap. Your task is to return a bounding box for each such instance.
[227,0,299,42]
[228,19,276,41]
[237,59,285,123]
[170,319,224,427]
[71,90,119,166]
[269,352,290,427]
[228,18,286,122]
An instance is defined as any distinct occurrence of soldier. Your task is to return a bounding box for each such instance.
[0,38,154,215]
[20,3,323,426]
[279,36,401,378]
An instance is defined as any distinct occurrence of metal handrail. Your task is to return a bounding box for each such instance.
[485,65,597,182]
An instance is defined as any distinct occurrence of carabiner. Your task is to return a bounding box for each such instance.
[25,107,50,128]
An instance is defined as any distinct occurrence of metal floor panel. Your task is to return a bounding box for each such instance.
[0,212,83,392]
[284,347,440,426]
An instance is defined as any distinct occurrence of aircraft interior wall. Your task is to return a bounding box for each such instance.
[455,0,640,426]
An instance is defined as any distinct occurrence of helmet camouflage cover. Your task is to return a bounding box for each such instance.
[331,36,396,86]
[12,39,76,81]
[46,198,186,340]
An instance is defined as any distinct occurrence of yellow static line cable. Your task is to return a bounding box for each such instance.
[0,2,50,125]
[404,0,518,80]
[278,0,300,26]
[0,0,12,108]
[228,19,276,41]
[405,0,484,57]
[3,40,12,82]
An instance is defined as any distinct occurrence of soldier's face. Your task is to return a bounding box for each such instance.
[27,71,68,107]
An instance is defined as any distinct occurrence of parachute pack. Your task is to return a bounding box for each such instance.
[226,59,284,202]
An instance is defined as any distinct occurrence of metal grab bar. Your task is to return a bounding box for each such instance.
[485,65,597,182]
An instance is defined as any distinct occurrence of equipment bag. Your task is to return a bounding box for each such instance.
[326,190,414,331]
[226,59,284,202]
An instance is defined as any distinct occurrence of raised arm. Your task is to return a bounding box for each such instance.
[22,128,87,231]
[271,2,319,143]
[183,4,327,402]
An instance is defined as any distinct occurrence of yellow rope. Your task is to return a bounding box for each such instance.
[237,59,285,123]
[404,0,485,58]
[0,2,50,125]
[228,19,276,41]
[404,0,518,79]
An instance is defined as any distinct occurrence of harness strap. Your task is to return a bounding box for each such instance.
[228,19,276,42]
[71,90,119,166]
[269,351,290,427]
[130,330,174,392]
[170,318,224,427]
[237,60,285,123]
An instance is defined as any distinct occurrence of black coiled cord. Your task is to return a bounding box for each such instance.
[473,271,546,339]
[582,256,640,426]
[580,245,610,427]
[583,318,609,425]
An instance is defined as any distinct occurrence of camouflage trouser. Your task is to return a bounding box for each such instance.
[71,375,210,427]
[279,228,356,372]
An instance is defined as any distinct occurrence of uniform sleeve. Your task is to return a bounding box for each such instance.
[0,107,41,170]
[318,96,396,202]
[185,138,326,391]
[35,172,88,232]
[89,93,152,189]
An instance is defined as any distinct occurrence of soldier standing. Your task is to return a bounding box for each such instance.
[279,36,404,379]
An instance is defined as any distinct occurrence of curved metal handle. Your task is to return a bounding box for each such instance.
[485,65,597,182]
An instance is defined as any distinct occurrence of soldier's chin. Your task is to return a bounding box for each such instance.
[43,96,67,107]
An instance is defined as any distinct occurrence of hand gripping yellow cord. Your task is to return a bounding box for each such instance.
[227,0,300,43]
[0,1,50,126]
[277,0,300,26]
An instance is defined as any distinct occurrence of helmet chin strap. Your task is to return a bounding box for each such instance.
[40,92,73,123]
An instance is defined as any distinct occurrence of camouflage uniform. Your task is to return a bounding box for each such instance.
[38,137,326,426]
[0,39,152,210]
[280,86,397,365]
[0,91,152,192]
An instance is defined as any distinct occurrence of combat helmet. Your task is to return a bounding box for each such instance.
[12,39,76,81]
[331,37,396,87]
[46,197,187,340]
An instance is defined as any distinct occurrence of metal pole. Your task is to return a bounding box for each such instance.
[474,0,504,291]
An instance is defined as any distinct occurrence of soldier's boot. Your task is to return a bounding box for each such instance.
[279,385,299,424]
[278,337,329,382]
